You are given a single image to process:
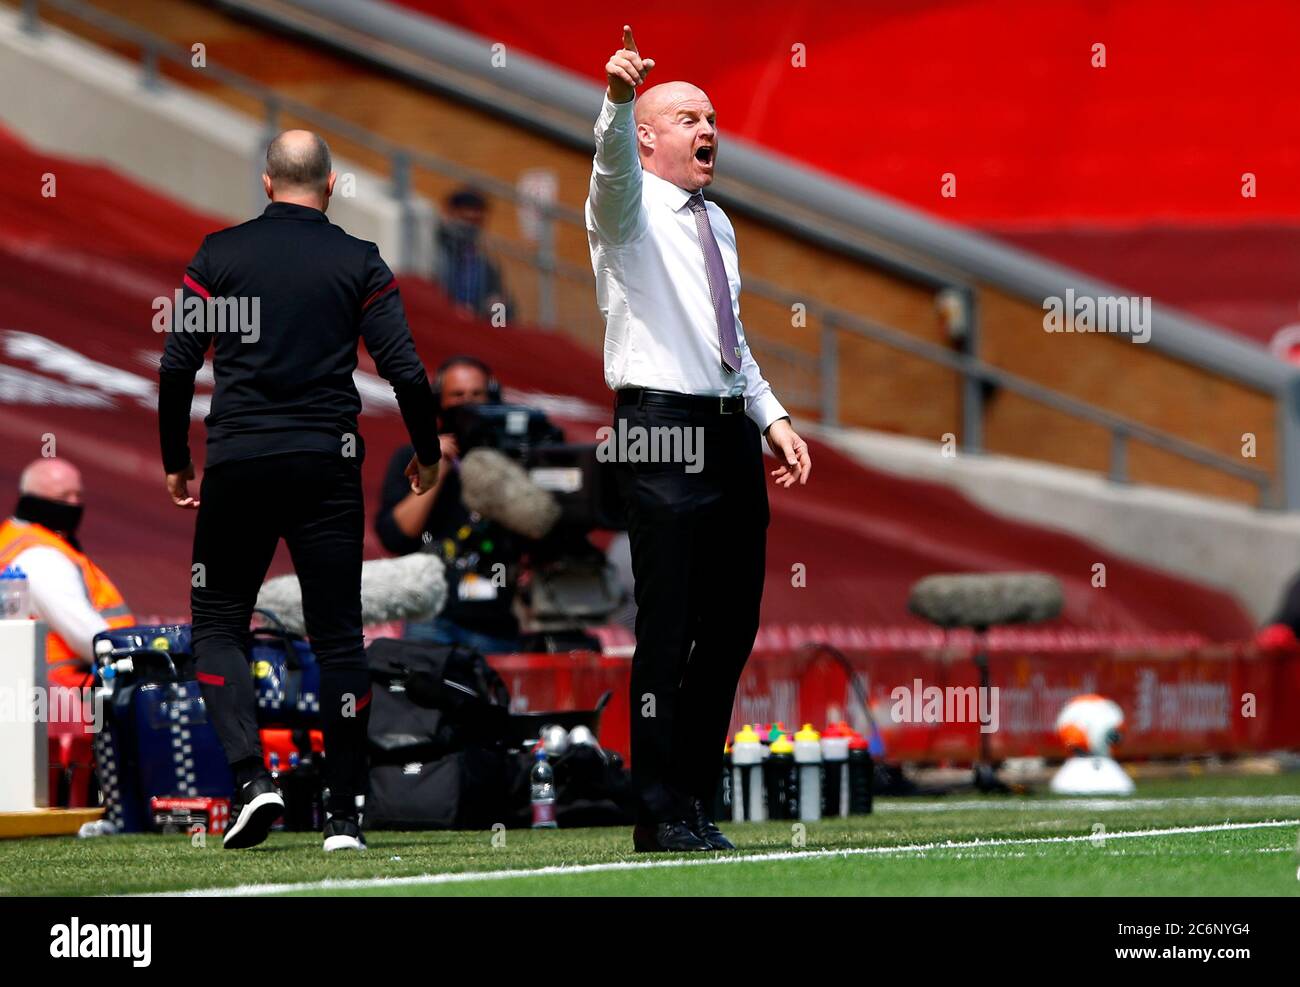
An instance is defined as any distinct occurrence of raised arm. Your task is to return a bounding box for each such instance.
[587,26,655,245]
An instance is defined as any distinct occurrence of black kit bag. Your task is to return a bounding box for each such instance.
[365,638,520,829]
[551,743,634,826]
[368,747,522,830]
[366,638,510,757]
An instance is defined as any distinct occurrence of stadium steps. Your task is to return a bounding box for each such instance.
[811,423,1300,622]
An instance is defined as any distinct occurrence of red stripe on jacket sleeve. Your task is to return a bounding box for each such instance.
[363,278,397,311]
[183,274,211,300]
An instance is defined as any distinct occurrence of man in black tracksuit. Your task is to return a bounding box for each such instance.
[157,130,441,851]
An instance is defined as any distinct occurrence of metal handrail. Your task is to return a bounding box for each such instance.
[736,279,1269,490]
[19,0,1276,505]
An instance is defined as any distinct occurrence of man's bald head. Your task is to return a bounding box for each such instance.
[634,81,718,191]
[266,130,331,190]
[263,130,336,209]
[634,81,709,127]
[19,458,83,506]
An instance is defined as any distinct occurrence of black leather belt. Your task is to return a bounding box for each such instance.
[616,387,745,415]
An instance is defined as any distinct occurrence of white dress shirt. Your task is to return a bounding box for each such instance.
[585,94,789,434]
[10,543,107,661]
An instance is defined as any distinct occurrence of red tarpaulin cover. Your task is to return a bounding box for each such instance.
[400,0,1300,225]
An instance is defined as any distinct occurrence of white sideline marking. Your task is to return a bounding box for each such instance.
[875,795,1300,813]
[143,818,1300,897]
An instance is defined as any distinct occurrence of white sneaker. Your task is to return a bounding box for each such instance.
[224,776,284,849]
[322,815,367,852]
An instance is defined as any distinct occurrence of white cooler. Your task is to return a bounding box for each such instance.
[0,619,49,811]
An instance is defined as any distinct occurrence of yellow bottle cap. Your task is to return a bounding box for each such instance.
[770,735,795,754]
[733,724,761,744]
[795,723,821,742]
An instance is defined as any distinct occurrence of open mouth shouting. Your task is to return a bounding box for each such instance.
[694,144,715,167]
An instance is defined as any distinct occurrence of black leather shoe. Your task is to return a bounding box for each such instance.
[690,798,736,851]
[632,820,711,853]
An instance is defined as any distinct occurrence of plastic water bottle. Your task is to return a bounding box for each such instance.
[1,565,31,619]
[0,567,15,618]
[765,734,797,819]
[820,722,852,817]
[530,748,557,828]
[730,724,766,822]
[848,730,875,815]
[283,751,301,831]
[714,741,732,822]
[268,753,285,831]
[794,724,823,822]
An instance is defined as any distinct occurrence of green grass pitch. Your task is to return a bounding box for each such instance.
[2,774,1297,896]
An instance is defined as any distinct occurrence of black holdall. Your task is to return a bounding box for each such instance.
[363,637,631,829]
[366,638,510,756]
[368,748,521,831]
[365,638,519,829]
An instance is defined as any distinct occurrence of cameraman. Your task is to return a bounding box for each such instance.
[375,356,522,653]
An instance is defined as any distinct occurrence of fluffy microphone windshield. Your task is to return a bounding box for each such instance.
[908,572,1063,630]
[459,447,561,540]
[255,553,447,636]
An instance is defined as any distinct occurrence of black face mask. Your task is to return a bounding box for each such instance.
[14,495,85,551]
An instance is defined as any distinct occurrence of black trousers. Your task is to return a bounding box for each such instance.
[190,451,371,817]
[614,399,769,823]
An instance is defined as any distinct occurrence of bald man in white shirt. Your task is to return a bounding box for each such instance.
[587,27,811,852]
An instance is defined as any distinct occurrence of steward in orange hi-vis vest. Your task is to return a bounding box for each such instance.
[0,518,135,686]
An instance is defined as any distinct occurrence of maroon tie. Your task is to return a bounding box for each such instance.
[687,192,741,374]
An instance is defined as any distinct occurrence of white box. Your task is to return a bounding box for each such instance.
[0,620,49,811]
